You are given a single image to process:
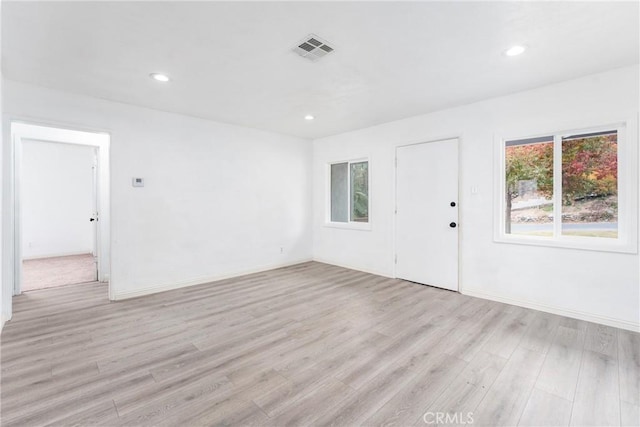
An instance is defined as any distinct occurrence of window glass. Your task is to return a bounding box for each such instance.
[350,162,369,222]
[505,137,554,236]
[331,162,348,222]
[561,131,618,238]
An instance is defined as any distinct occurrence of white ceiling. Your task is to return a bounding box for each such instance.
[3,1,639,139]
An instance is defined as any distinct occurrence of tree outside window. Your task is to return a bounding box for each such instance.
[505,131,618,239]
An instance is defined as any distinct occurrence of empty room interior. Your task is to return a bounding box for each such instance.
[0,1,639,426]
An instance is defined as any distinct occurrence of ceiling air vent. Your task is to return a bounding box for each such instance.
[293,34,335,62]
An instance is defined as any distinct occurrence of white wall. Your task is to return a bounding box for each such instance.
[3,80,313,306]
[313,65,640,331]
[21,140,95,259]
[0,1,6,332]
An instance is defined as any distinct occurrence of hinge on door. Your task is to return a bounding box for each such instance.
[394,254,397,264]
[395,157,397,167]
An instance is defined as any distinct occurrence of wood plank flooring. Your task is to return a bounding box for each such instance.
[1,262,638,426]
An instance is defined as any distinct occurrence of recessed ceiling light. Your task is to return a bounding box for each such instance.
[304,115,315,121]
[150,73,170,82]
[504,45,526,57]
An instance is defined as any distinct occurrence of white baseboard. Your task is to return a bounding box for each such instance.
[312,257,394,278]
[462,287,640,333]
[111,258,313,301]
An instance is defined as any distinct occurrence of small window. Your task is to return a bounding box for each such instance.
[330,163,349,222]
[330,160,369,224]
[499,125,632,252]
[350,162,369,222]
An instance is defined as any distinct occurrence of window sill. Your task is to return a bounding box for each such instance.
[494,234,637,254]
[323,221,372,231]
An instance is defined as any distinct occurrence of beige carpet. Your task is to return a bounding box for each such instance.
[22,253,97,291]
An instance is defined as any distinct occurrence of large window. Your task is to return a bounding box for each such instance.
[499,124,634,252]
[330,160,369,224]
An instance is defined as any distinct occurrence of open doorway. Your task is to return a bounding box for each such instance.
[21,140,98,291]
[11,122,111,297]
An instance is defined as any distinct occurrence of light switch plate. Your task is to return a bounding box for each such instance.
[132,177,144,187]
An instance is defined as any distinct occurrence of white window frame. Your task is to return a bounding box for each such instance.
[494,121,638,254]
[325,158,371,231]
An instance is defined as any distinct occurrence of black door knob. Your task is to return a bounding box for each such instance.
[449,222,457,228]
[450,202,456,207]
[89,218,96,222]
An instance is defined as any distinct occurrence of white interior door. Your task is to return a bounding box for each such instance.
[395,139,459,291]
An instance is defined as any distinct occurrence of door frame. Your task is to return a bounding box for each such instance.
[91,147,99,260]
[9,121,111,297]
[393,136,462,291]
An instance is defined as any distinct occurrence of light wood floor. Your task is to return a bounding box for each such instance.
[1,262,638,426]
